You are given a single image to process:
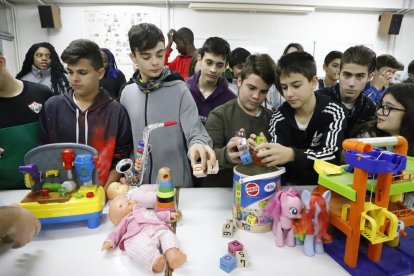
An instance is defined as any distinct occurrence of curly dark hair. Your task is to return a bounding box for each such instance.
[16,42,69,94]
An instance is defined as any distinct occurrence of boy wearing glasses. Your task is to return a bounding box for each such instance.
[317,45,377,137]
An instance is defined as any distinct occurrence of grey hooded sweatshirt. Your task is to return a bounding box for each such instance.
[120,71,212,187]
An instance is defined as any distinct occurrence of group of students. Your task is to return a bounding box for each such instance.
[1,23,414,193]
[1,22,414,254]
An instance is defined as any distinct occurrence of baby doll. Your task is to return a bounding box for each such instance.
[101,196,187,273]
[106,181,158,205]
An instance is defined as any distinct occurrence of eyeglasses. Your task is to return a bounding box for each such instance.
[377,104,405,116]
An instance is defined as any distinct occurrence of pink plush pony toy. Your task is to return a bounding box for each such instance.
[264,188,303,247]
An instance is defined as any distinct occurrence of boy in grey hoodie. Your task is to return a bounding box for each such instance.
[120,23,216,187]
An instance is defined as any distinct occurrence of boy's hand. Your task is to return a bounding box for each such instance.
[247,134,257,150]
[101,241,114,251]
[0,205,41,248]
[167,29,176,46]
[226,137,242,164]
[255,143,295,167]
[189,144,216,171]
[372,68,393,90]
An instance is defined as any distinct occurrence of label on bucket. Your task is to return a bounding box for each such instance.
[233,165,283,233]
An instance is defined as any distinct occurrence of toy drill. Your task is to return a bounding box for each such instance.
[155,167,176,212]
[18,164,42,194]
[62,148,75,180]
[74,154,95,185]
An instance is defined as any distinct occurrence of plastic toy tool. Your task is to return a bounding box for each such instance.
[116,121,177,186]
[61,148,75,180]
[19,164,42,194]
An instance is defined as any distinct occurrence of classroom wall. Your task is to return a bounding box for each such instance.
[5,3,414,79]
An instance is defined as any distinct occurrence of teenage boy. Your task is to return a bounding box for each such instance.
[165,27,197,80]
[363,54,403,104]
[186,37,236,124]
[317,45,377,137]
[318,50,343,89]
[120,23,216,187]
[253,51,346,186]
[225,47,251,94]
[39,39,133,190]
[0,51,52,189]
[204,54,277,186]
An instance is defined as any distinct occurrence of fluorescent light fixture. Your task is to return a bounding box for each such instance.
[189,2,315,13]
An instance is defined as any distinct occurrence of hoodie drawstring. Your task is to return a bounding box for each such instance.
[75,108,88,145]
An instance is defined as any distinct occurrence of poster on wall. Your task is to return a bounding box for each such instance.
[83,7,161,65]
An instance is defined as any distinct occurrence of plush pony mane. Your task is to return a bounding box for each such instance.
[264,188,300,222]
[296,192,331,242]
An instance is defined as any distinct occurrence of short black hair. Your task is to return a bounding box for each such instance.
[128,23,165,53]
[375,54,403,71]
[324,51,343,66]
[199,37,231,63]
[61,39,103,70]
[340,45,376,73]
[229,47,251,68]
[175,27,194,44]
[276,51,316,83]
[283,43,304,55]
[240,54,276,86]
[408,60,414,74]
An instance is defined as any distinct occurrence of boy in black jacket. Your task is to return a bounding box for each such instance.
[252,51,347,186]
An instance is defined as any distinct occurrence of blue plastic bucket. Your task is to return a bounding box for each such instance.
[233,164,285,232]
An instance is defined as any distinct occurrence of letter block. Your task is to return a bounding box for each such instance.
[220,254,236,273]
[222,222,234,238]
[236,250,249,268]
[228,240,243,256]
[246,215,257,226]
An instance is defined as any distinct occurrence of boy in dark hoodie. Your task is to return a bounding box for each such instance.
[252,51,347,186]
[186,37,236,124]
[120,23,216,187]
[39,39,133,190]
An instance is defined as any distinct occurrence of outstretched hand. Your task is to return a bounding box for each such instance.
[254,142,295,167]
[189,144,217,171]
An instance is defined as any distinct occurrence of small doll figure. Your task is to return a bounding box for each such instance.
[101,196,187,273]
[263,188,302,247]
[295,190,331,257]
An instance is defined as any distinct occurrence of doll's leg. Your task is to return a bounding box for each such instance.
[124,231,165,273]
[157,229,187,269]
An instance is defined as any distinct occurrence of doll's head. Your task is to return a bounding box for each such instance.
[109,197,135,226]
[107,182,130,200]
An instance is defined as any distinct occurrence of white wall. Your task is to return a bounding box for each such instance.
[5,3,414,78]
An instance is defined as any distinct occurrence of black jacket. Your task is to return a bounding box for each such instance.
[269,94,347,186]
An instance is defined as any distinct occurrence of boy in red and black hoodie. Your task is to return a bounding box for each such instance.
[39,39,133,190]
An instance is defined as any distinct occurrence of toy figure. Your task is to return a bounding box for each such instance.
[263,188,302,247]
[101,196,187,273]
[296,190,331,257]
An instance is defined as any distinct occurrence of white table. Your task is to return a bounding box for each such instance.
[0,190,166,276]
[174,187,350,276]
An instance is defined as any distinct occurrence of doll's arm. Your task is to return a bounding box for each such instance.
[101,240,114,251]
